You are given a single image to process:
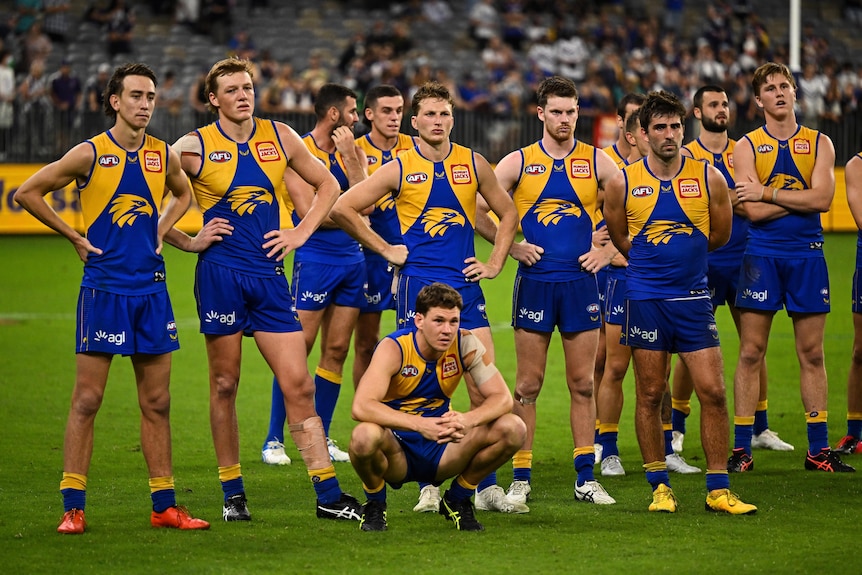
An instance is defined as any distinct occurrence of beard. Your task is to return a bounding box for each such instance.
[701,115,728,134]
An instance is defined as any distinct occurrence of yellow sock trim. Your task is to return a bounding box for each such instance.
[315,366,343,384]
[806,410,827,424]
[643,461,667,473]
[594,419,600,431]
[218,464,242,482]
[456,475,478,490]
[848,412,862,421]
[512,450,533,469]
[705,469,728,476]
[573,446,594,459]
[598,422,619,434]
[60,472,87,491]
[662,422,672,432]
[308,465,336,483]
[363,480,385,494]
[148,476,175,492]
[756,400,768,412]
[734,416,755,426]
[671,399,691,414]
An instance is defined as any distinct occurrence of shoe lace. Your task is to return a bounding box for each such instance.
[510,482,529,497]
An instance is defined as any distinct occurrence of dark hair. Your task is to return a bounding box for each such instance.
[616,92,647,119]
[364,84,403,112]
[411,81,453,116]
[536,75,578,108]
[692,84,726,109]
[638,90,687,131]
[415,282,463,315]
[751,61,796,96]
[103,63,157,119]
[205,57,255,114]
[314,83,358,119]
[625,110,641,135]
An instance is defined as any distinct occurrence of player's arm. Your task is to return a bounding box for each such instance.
[266,122,342,259]
[733,137,789,222]
[155,145,193,254]
[163,134,234,253]
[351,338,451,441]
[464,152,517,280]
[13,142,103,262]
[603,170,631,258]
[456,330,513,430]
[331,160,408,266]
[706,164,732,251]
[580,149,622,272]
[770,132,836,214]
[846,154,862,230]
[333,125,368,187]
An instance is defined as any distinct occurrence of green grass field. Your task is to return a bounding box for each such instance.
[1,234,860,574]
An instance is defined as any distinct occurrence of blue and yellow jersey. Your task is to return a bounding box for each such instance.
[292,133,364,265]
[602,143,627,169]
[684,137,748,266]
[741,125,823,257]
[393,143,478,287]
[356,133,414,247]
[382,327,465,417]
[512,140,600,280]
[191,118,289,276]
[854,152,862,268]
[79,131,168,295]
[623,157,712,300]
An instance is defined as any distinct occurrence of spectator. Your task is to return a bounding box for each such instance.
[152,68,183,137]
[256,47,278,83]
[798,62,828,129]
[49,58,82,152]
[17,58,51,156]
[299,50,329,95]
[105,0,134,59]
[469,0,500,51]
[187,66,209,123]
[20,17,52,76]
[83,61,110,135]
[227,28,256,60]
[42,0,71,44]
[202,0,231,44]
[457,73,492,114]
[0,50,14,159]
[15,0,43,36]
[421,0,452,25]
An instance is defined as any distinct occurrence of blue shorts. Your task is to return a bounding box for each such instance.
[292,260,366,311]
[396,274,489,330]
[361,255,396,313]
[512,274,601,333]
[596,267,609,316]
[76,287,180,355]
[389,429,446,488]
[708,262,741,307]
[604,275,627,326]
[853,268,862,314]
[735,255,830,314]
[621,298,720,353]
[195,260,301,335]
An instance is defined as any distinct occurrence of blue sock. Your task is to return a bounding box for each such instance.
[734,424,754,455]
[663,428,673,456]
[807,421,829,453]
[221,477,245,500]
[574,453,595,486]
[754,408,769,435]
[314,477,342,504]
[671,409,687,434]
[314,369,342,437]
[597,431,619,458]
[264,377,286,449]
[61,488,86,512]
[365,485,386,503]
[477,472,497,492]
[646,470,670,491]
[848,420,862,438]
[447,478,475,502]
[705,471,729,492]
[151,488,176,513]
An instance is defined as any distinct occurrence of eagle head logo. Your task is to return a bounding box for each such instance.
[421,207,466,237]
[766,174,802,191]
[644,220,693,245]
[534,199,582,226]
[109,194,153,227]
[227,186,273,216]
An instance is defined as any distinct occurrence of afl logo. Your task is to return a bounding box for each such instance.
[98,154,120,167]
[166,321,177,331]
[524,163,546,175]
[756,144,774,154]
[209,151,232,163]
[406,172,428,184]
[587,303,600,313]
[632,186,654,197]
[400,365,420,377]
[367,156,379,165]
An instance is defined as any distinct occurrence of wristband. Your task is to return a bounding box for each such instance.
[762,186,774,203]
[773,188,779,204]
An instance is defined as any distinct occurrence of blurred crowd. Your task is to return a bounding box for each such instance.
[2,0,862,161]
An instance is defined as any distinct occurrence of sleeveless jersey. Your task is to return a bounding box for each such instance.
[79,131,169,295]
[191,118,289,276]
[383,327,465,417]
[393,143,478,288]
[292,132,364,265]
[513,140,599,280]
[602,143,627,169]
[741,125,823,257]
[356,133,414,247]
[623,157,712,300]
[854,153,862,268]
[683,137,748,266]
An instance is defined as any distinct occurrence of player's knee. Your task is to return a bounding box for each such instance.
[852,344,862,367]
[210,371,239,400]
[567,376,594,399]
[70,387,104,418]
[139,390,170,418]
[515,378,543,401]
[350,422,385,457]
[279,372,315,404]
[496,413,527,449]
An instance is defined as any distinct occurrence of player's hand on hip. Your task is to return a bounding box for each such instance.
[510,239,543,266]
[74,236,103,263]
[383,244,408,267]
[263,227,308,261]
[190,217,233,252]
[463,257,500,281]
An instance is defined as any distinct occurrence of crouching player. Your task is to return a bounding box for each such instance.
[349,283,526,531]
